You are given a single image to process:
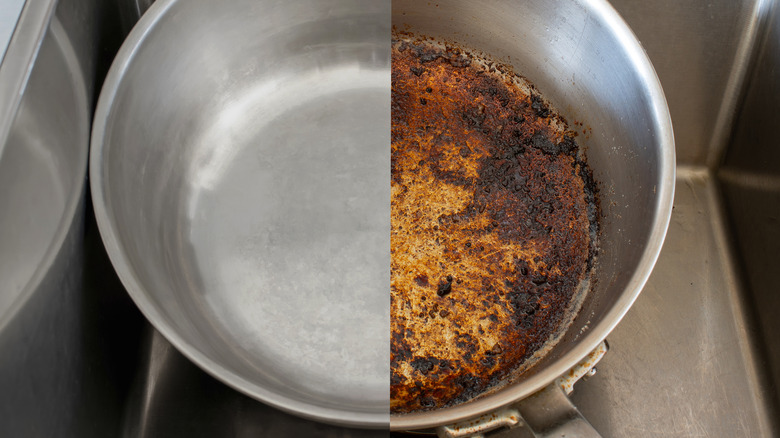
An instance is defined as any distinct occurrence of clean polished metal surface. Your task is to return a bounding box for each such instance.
[0,21,76,314]
[91,0,390,427]
[392,0,675,430]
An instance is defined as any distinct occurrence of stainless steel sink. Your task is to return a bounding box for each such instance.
[2,0,780,436]
[568,1,779,436]
[115,1,780,436]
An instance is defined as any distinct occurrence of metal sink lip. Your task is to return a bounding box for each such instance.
[0,0,57,159]
[0,17,89,332]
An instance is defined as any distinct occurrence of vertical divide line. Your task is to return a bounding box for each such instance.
[386,0,396,429]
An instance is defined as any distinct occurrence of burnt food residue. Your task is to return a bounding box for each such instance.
[390,34,599,413]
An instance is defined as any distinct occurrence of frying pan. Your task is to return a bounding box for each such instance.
[90,0,674,432]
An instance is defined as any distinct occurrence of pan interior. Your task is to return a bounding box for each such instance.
[184,71,390,408]
[93,0,390,424]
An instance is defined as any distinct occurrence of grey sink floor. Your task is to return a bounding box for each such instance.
[572,167,776,437]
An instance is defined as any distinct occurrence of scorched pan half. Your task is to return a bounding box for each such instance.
[391,35,600,413]
[390,0,674,433]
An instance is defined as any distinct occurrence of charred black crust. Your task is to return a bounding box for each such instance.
[391,35,600,413]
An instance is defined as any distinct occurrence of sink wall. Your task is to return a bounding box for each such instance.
[2,0,780,436]
[720,0,780,425]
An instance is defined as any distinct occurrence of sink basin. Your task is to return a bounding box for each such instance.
[113,1,780,436]
[567,0,780,436]
[1,0,779,436]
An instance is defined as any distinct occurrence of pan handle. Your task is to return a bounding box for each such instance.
[512,382,601,438]
[436,341,607,438]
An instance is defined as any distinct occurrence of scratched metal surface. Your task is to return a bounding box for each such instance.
[570,169,776,437]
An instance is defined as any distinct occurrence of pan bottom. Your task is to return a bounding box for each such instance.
[90,0,394,427]
[180,68,390,413]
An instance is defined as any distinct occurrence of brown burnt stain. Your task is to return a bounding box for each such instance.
[391,35,598,413]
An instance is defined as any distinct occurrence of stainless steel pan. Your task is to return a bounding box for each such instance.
[90,0,673,432]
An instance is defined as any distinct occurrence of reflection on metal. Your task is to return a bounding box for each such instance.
[0,0,26,63]
[0,0,57,159]
[91,0,391,427]
[721,0,780,431]
[122,329,388,438]
[608,0,771,166]
[561,0,780,436]
[0,2,93,438]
